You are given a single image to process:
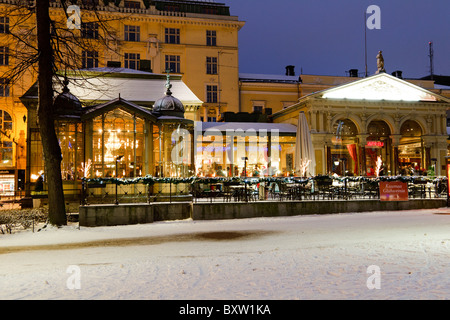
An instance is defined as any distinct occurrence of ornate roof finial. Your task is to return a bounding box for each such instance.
[165,69,173,96]
[62,71,70,93]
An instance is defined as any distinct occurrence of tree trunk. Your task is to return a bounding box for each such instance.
[36,0,67,226]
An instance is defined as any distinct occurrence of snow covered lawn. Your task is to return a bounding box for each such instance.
[0,208,449,300]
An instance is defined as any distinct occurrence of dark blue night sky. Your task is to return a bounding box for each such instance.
[225,0,450,79]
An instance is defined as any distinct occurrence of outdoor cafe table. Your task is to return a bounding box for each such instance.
[286,183,304,200]
[229,185,250,201]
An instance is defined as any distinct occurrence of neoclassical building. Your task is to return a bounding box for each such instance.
[272,72,450,177]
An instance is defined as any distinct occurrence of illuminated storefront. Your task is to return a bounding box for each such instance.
[195,122,297,177]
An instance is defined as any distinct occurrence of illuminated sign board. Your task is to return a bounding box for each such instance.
[447,162,450,201]
[366,141,384,148]
[380,181,408,201]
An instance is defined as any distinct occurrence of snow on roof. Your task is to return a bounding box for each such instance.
[55,69,203,105]
[79,67,155,75]
[239,73,300,83]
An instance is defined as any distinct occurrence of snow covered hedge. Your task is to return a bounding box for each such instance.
[0,208,48,234]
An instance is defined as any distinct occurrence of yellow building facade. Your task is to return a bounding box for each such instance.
[238,69,450,117]
[0,0,244,194]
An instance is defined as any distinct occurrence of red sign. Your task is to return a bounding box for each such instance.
[447,163,450,199]
[380,181,409,201]
[366,141,384,148]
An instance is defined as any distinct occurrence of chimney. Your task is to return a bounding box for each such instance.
[285,65,295,76]
[392,70,403,79]
[107,61,121,68]
[348,69,359,77]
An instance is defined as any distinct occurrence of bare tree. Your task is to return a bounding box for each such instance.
[0,0,124,225]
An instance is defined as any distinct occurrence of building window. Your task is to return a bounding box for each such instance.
[206,85,218,103]
[165,28,180,44]
[124,53,140,70]
[0,78,9,97]
[207,107,217,122]
[0,17,9,34]
[56,122,84,181]
[81,22,99,39]
[206,30,216,46]
[124,25,140,42]
[253,106,263,113]
[165,55,180,73]
[92,110,145,178]
[124,1,140,8]
[0,110,13,166]
[82,51,99,69]
[0,47,8,66]
[80,0,99,8]
[206,57,217,75]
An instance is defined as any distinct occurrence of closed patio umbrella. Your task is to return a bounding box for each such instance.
[295,111,316,177]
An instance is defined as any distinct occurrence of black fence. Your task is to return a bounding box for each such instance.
[80,175,448,205]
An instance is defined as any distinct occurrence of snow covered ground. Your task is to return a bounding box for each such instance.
[0,208,449,300]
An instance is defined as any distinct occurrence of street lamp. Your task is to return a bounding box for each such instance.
[431,158,437,174]
[115,155,124,205]
[242,157,248,202]
[445,157,450,207]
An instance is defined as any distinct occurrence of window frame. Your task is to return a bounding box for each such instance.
[206,30,217,46]
[206,85,218,103]
[0,17,9,34]
[81,22,99,39]
[0,78,10,97]
[165,28,180,44]
[0,46,9,66]
[206,57,217,75]
[124,25,140,42]
[82,50,99,69]
[124,52,141,70]
[165,55,181,73]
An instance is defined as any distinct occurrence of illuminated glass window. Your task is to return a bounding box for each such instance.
[92,109,144,178]
[0,110,13,165]
[56,122,84,180]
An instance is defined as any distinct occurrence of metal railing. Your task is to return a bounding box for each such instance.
[80,176,448,205]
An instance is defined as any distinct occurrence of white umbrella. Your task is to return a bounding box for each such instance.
[295,111,316,177]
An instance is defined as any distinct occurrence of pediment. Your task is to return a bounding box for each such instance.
[321,73,440,102]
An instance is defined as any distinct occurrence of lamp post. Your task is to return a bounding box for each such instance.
[242,157,248,202]
[431,158,437,174]
[445,157,450,207]
[115,155,124,205]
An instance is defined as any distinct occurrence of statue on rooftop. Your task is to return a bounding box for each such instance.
[376,50,386,74]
